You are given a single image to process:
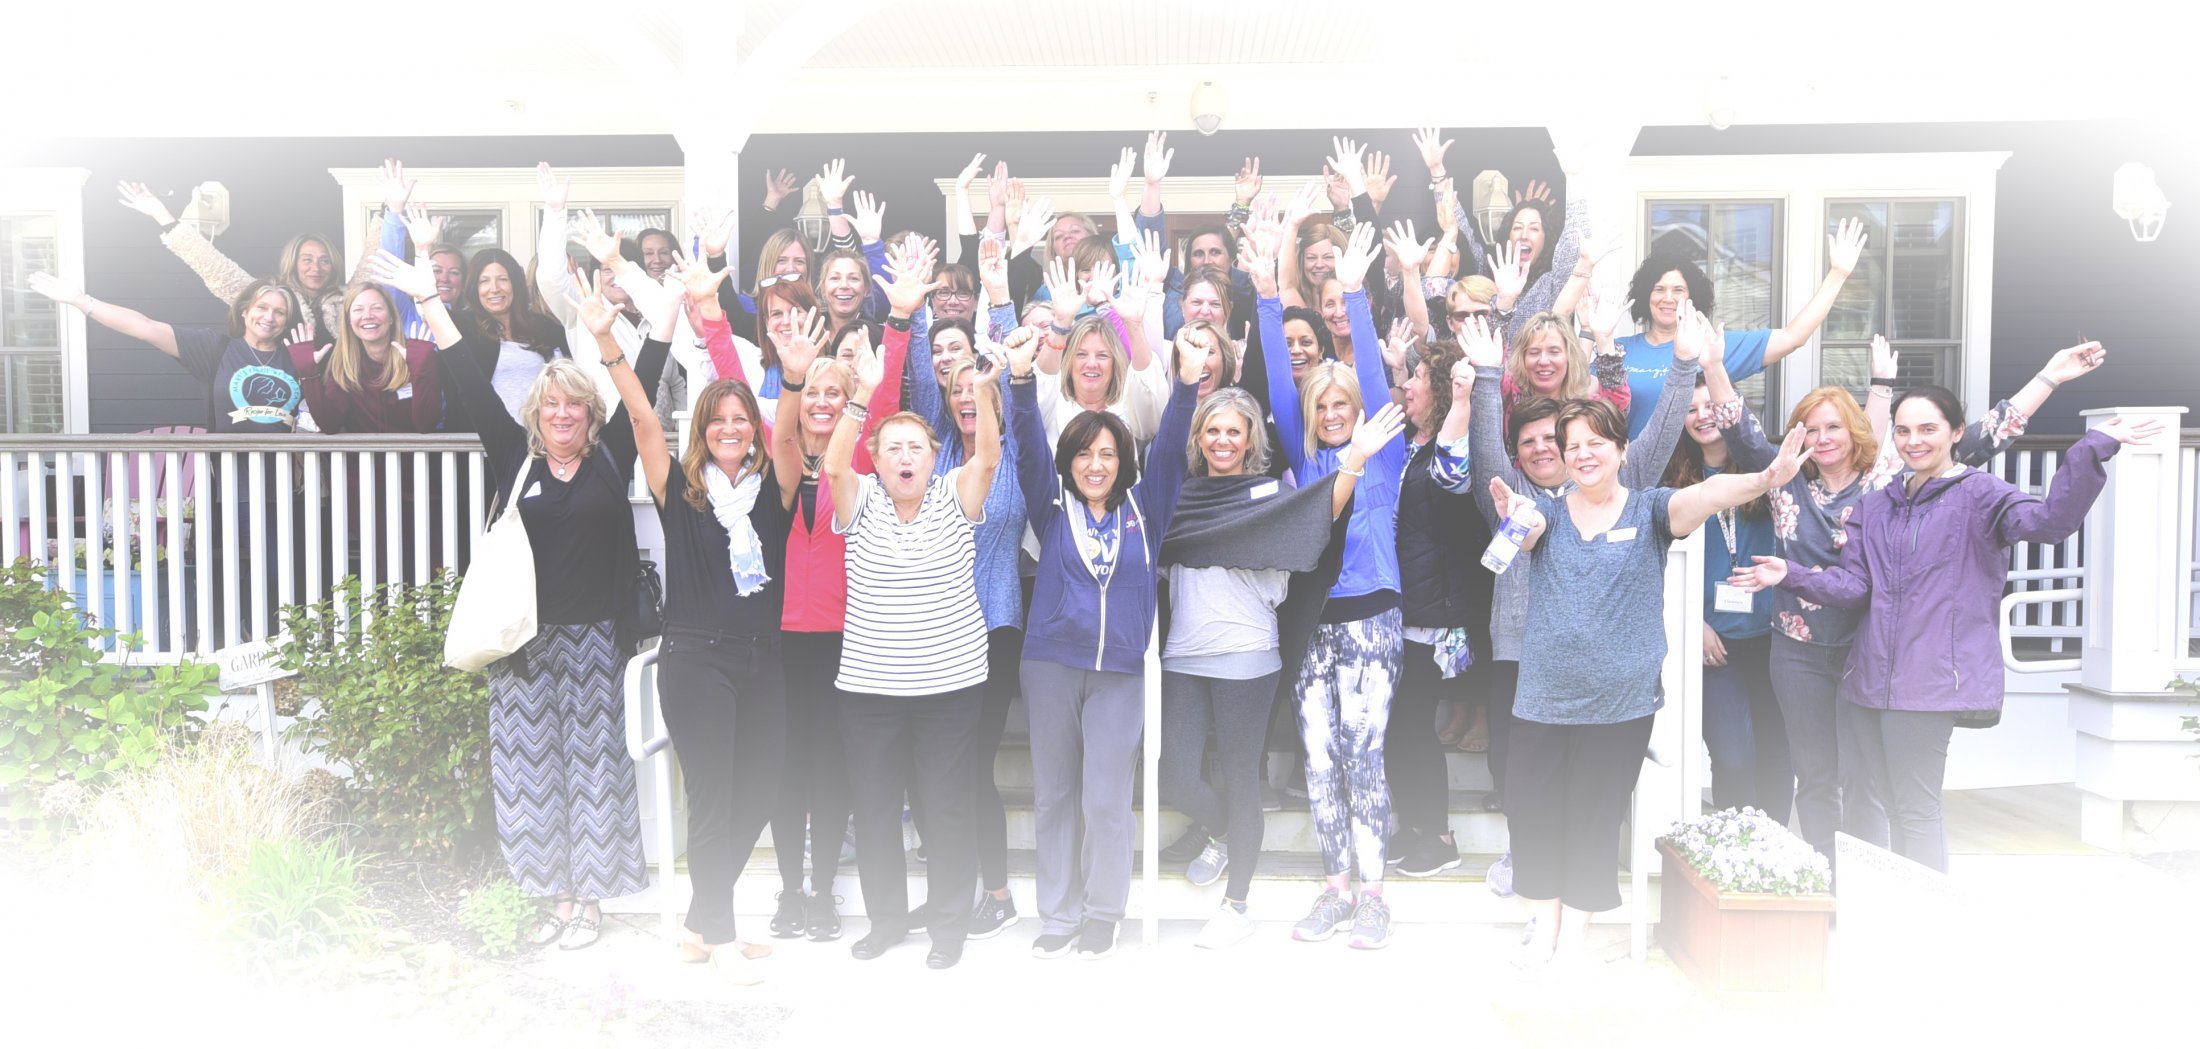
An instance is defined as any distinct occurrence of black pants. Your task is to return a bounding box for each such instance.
[974,626,1023,891]
[1485,660,1519,798]
[1385,640,1465,839]
[657,629,786,944]
[1505,714,1654,913]
[1702,633,1794,822]
[1161,670,1277,901]
[772,631,850,895]
[841,684,983,944]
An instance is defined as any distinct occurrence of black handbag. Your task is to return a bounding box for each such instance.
[632,558,665,641]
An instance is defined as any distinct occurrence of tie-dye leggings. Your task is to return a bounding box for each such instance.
[1293,608,1404,884]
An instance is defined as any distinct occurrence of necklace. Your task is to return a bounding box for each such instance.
[802,452,824,478]
[546,450,583,481]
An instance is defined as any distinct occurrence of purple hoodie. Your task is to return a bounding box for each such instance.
[1779,429,2121,714]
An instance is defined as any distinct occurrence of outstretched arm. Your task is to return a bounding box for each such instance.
[1668,425,1807,536]
[28,272,179,358]
[1764,217,1868,365]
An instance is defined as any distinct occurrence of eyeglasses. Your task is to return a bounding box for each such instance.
[757,273,804,291]
[1448,309,1491,322]
[933,288,977,302]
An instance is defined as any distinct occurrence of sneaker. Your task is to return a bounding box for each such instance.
[968,893,1018,939]
[1290,889,1355,942]
[1193,902,1256,950]
[1347,895,1391,949]
[1160,823,1209,864]
[1396,833,1462,878]
[1186,838,1229,887]
[1075,919,1118,959]
[804,893,843,942]
[1031,930,1077,959]
[1259,785,1284,812]
[769,891,808,938]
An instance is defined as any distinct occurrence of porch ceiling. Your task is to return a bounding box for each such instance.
[8,0,2192,144]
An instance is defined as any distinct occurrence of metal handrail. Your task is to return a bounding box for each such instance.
[622,641,679,936]
[2002,588,2084,674]
[0,433,486,453]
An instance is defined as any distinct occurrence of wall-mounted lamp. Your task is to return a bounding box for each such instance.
[181,181,229,239]
[795,178,828,251]
[1472,170,1511,246]
[1189,81,1227,136]
[2112,162,2169,242]
[1704,75,1736,131]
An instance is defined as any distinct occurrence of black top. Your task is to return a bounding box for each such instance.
[657,465,789,636]
[444,332,668,635]
[175,326,304,433]
[1396,438,1495,654]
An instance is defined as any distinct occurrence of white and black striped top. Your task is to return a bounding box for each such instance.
[833,471,990,697]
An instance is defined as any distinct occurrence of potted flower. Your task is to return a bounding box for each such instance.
[1657,807,1834,1000]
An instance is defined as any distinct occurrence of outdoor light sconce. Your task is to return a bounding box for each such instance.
[1189,81,1226,136]
[1472,170,1511,246]
[1704,75,1737,131]
[2112,162,2169,242]
[795,177,828,251]
[181,181,230,239]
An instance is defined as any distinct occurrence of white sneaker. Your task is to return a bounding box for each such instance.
[1194,902,1257,950]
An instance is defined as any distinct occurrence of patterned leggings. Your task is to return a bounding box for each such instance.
[1293,608,1403,884]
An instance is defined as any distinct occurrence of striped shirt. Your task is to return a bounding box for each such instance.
[833,471,990,697]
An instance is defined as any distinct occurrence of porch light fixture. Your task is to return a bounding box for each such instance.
[1189,81,1226,136]
[1472,170,1511,246]
[2111,162,2169,242]
[181,181,230,239]
[794,177,828,251]
[1704,75,1736,131]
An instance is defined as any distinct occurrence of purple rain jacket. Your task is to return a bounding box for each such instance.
[1778,429,2122,714]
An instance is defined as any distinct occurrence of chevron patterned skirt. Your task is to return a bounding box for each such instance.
[488,620,649,901]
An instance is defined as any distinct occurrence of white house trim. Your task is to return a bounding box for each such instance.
[0,166,91,433]
[932,175,1325,262]
[327,166,687,269]
[1621,151,2010,421]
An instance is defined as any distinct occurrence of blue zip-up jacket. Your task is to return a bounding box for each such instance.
[1012,373,1198,675]
[1259,288,1406,605]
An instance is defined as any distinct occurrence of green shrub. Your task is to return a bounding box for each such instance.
[456,877,536,956]
[279,573,490,863]
[0,559,215,822]
[221,836,381,966]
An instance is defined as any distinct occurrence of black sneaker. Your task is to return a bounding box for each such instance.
[805,893,843,941]
[769,891,807,938]
[1075,919,1118,960]
[1396,833,1463,878]
[1031,930,1077,959]
[1160,823,1210,864]
[968,894,1018,939]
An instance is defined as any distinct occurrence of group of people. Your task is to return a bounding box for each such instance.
[35,129,2155,982]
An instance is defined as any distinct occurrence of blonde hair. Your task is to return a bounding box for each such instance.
[1058,314,1129,408]
[681,379,768,512]
[1450,275,1497,310]
[752,228,809,293]
[1504,311,1595,401]
[326,282,410,395]
[521,359,608,459]
[942,357,1003,441]
[1786,386,1879,480]
[1187,387,1270,477]
[1295,222,1347,305]
[1174,319,1239,389]
[1296,360,1366,458]
[276,233,343,310]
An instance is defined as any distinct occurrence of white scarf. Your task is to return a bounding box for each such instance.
[705,461,770,596]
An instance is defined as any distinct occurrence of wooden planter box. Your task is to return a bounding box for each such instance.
[1656,838,1834,1001]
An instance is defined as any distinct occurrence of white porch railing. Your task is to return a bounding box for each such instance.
[0,434,494,659]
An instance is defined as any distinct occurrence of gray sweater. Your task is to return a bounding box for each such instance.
[1468,356,1698,661]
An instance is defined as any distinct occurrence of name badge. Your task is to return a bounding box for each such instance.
[1604,527,1637,543]
[1714,583,1755,614]
[1249,480,1279,500]
[395,383,414,401]
[523,482,543,499]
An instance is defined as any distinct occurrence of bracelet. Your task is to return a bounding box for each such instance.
[2035,372,2061,389]
[1009,370,1036,384]
[826,206,844,216]
[1338,463,1367,478]
[885,315,913,332]
[843,402,869,422]
[780,375,805,392]
[601,353,628,369]
[1869,377,1897,388]
[159,220,181,235]
[1050,322,1072,336]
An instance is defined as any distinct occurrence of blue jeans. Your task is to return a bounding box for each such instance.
[1702,632,1794,824]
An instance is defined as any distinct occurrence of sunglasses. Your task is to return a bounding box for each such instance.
[1448,309,1491,322]
[757,272,805,290]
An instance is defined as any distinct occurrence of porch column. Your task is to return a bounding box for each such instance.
[2067,406,2195,851]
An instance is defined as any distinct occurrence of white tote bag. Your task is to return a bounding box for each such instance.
[443,459,539,672]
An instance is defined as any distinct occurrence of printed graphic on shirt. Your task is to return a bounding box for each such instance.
[228,363,302,427]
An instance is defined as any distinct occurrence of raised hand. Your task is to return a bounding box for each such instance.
[1285,179,1327,230]
[1580,290,1630,343]
[1107,145,1137,203]
[401,203,445,253]
[1413,127,1454,178]
[1365,151,1396,208]
[1435,188,1460,237]
[27,272,85,308]
[1173,325,1214,385]
[1458,314,1503,369]
[1765,424,1809,487]
[364,249,435,302]
[1383,220,1433,274]
[1001,326,1041,378]
[778,306,827,378]
[763,168,801,211]
[1489,476,1542,527]
[699,202,739,259]
[1870,333,1896,380]
[850,190,886,244]
[1328,136,1368,197]
[954,153,987,193]
[1828,216,1868,275]
[1351,401,1407,459]
[671,255,731,304]
[1731,555,1789,592]
[286,320,317,349]
[1448,356,1475,403]
[1129,229,1170,297]
[850,329,885,398]
[117,181,176,226]
[977,236,1010,298]
[1487,242,1529,302]
[1334,223,1379,293]
[1242,241,1279,299]
[571,209,622,266]
[986,160,1011,215]
[1143,131,1173,186]
[1324,166,1353,210]
[1381,317,1417,374]
[1674,306,1715,363]
[1245,193,1285,256]
[2039,340,2108,385]
[1043,255,1082,311]
[2096,415,2167,447]
[874,243,943,318]
[1012,194,1054,258]
[817,159,852,209]
[537,162,569,211]
[1513,179,1554,207]
[565,283,619,337]
[379,158,416,215]
[1083,259,1120,307]
[1234,157,1264,204]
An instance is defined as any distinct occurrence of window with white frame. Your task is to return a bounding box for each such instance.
[1644,198,1785,414]
[1821,199,1964,396]
[0,168,88,433]
[328,167,685,274]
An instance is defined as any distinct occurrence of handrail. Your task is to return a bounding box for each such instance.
[621,641,679,935]
[2002,588,2084,673]
[0,434,486,453]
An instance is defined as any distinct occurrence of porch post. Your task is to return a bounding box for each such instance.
[2067,406,2195,851]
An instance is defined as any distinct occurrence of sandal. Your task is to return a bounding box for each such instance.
[559,915,601,950]
[1437,701,1468,746]
[529,915,569,947]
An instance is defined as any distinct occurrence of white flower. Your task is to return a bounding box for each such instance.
[1661,807,1830,894]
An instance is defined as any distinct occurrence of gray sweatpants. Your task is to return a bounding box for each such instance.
[1021,659,1146,934]
[1838,704,1958,873]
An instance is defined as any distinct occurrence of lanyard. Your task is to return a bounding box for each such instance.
[1717,506,1738,568]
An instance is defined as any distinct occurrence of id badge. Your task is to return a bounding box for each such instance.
[1714,583,1755,614]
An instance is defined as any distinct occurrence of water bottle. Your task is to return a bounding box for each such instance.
[1481,514,1532,574]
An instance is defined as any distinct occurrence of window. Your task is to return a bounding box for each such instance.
[0,213,64,433]
[1645,199,1784,414]
[1820,199,1964,395]
[329,166,686,276]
